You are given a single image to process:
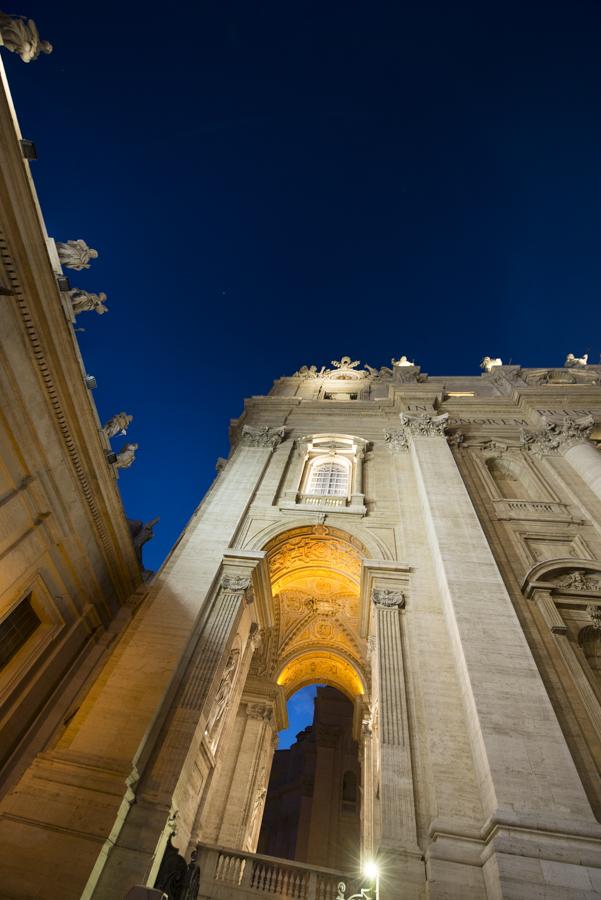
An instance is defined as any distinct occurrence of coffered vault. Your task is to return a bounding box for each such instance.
[262,525,369,700]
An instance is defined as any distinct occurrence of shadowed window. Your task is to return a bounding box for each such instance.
[0,595,40,669]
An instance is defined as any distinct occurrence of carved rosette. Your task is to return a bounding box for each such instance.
[241,425,286,449]
[372,588,406,609]
[522,415,595,457]
[221,574,251,594]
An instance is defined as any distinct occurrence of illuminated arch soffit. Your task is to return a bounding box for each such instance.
[276,650,365,701]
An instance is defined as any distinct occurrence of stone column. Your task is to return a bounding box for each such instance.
[401,412,601,897]
[361,560,422,896]
[360,702,376,862]
[196,688,282,853]
[523,415,601,503]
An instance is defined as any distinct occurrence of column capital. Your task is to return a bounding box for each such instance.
[522,415,594,456]
[399,411,449,438]
[373,588,406,609]
[240,424,286,449]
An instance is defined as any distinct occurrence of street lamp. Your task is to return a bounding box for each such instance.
[363,860,379,900]
[336,861,379,900]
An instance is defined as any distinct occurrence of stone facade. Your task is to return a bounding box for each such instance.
[1,36,601,900]
[2,349,601,899]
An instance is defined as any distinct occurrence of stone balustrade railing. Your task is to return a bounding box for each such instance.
[300,494,347,507]
[195,844,354,900]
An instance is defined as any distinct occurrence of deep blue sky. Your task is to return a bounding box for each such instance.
[4,1,601,570]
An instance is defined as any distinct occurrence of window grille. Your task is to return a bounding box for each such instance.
[0,595,40,670]
[307,461,349,497]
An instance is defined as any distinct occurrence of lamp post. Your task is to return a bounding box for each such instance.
[336,861,379,900]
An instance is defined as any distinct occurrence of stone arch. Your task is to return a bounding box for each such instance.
[485,455,541,500]
[522,557,601,593]
[275,647,367,701]
[240,516,392,562]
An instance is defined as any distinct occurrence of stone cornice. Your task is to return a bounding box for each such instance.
[0,60,140,605]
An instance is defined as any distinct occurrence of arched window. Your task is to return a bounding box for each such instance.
[307,460,349,497]
[485,457,535,500]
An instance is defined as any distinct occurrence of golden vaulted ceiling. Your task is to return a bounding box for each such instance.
[259,525,368,699]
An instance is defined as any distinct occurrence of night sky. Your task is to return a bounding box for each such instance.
[4,3,601,731]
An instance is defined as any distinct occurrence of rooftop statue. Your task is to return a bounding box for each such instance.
[114,443,138,469]
[565,352,588,368]
[56,239,98,271]
[392,355,414,367]
[68,289,108,316]
[481,355,503,372]
[103,413,133,439]
[0,12,52,62]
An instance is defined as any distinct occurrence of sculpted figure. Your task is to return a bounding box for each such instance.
[0,12,52,62]
[103,412,133,438]
[245,766,268,849]
[128,517,159,566]
[56,239,98,271]
[295,364,319,378]
[68,289,108,316]
[565,352,588,368]
[481,356,503,372]
[206,648,240,738]
[114,443,138,469]
[392,354,414,367]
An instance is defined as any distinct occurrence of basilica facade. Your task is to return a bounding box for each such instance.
[1,16,601,900]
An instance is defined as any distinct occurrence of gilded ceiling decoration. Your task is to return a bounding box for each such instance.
[262,526,367,697]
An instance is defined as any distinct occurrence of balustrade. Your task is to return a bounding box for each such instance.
[195,844,353,900]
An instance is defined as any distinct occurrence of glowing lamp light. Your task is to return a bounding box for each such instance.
[363,861,378,880]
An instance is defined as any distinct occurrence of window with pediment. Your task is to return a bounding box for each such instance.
[281,434,367,514]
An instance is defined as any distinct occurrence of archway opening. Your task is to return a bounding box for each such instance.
[257,683,361,871]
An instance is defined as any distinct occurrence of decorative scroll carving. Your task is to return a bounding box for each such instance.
[103,412,133,438]
[586,604,601,629]
[68,288,108,316]
[372,588,405,609]
[332,356,360,370]
[56,239,98,271]
[0,12,52,62]
[221,574,251,593]
[399,411,449,437]
[241,425,286,448]
[553,570,601,593]
[522,415,595,456]
[114,442,138,469]
[384,429,408,452]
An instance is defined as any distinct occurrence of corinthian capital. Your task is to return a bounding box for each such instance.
[522,415,594,456]
[221,574,251,593]
[399,412,449,438]
[372,588,406,609]
[241,425,286,449]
